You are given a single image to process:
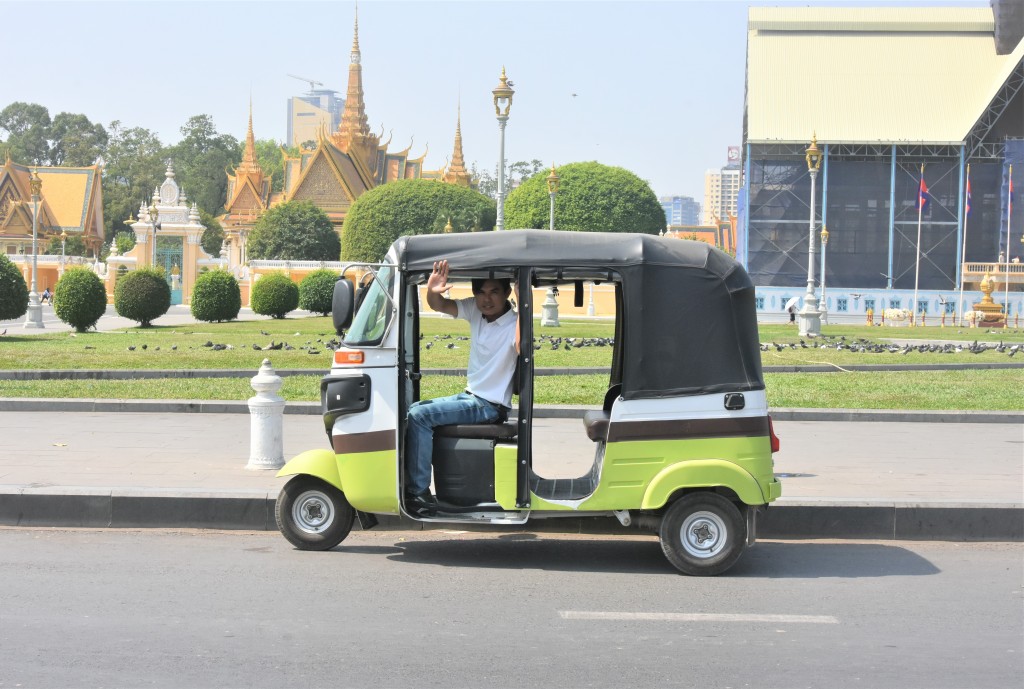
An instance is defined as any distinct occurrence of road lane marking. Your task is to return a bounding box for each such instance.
[558,611,838,624]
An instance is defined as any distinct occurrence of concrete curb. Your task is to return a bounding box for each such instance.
[0,487,1019,540]
[1,397,1022,423]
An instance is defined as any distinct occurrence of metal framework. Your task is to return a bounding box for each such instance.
[965,57,1024,158]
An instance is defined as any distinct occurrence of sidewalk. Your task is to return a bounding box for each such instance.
[1,411,1020,540]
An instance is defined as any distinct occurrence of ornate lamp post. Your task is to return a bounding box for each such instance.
[541,164,561,327]
[59,230,68,276]
[818,225,829,324]
[23,170,44,329]
[797,135,823,336]
[148,203,161,269]
[492,67,514,231]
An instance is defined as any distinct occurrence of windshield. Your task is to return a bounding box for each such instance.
[344,265,395,347]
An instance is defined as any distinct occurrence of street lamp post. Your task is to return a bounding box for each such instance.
[541,164,560,327]
[149,204,161,269]
[797,135,823,336]
[818,225,829,324]
[23,170,44,329]
[59,230,68,276]
[492,67,514,231]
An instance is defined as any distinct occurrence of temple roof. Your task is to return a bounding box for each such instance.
[0,157,104,241]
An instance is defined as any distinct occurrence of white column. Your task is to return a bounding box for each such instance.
[247,359,285,470]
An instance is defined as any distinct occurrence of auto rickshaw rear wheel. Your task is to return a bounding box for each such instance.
[276,475,355,550]
[659,492,746,576]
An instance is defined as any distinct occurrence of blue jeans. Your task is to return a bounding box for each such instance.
[405,392,499,495]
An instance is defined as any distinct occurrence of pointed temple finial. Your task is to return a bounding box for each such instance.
[239,98,259,172]
[351,2,361,64]
[442,99,471,187]
[335,0,374,156]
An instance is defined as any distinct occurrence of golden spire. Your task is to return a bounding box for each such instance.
[238,96,260,173]
[335,2,374,154]
[442,99,471,187]
[351,1,360,61]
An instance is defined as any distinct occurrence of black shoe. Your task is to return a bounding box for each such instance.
[405,490,437,517]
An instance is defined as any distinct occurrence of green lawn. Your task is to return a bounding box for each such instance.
[1,316,1021,371]
[2,315,1023,410]
[3,370,1021,410]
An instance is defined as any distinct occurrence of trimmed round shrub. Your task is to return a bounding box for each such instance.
[0,254,29,320]
[114,267,171,327]
[251,271,299,319]
[505,161,666,235]
[298,269,338,316]
[341,179,496,262]
[190,269,241,322]
[248,201,340,261]
[54,267,107,332]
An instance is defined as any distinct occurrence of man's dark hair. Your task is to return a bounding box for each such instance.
[471,278,512,294]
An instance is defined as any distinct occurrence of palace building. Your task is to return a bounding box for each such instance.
[218,10,471,268]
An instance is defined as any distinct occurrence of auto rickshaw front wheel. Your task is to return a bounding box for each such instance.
[659,493,746,576]
[276,475,355,550]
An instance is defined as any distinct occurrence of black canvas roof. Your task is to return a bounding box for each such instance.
[392,230,764,399]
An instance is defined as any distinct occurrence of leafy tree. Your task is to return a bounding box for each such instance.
[190,270,241,322]
[48,112,107,166]
[250,271,299,319]
[299,269,338,316]
[504,161,666,235]
[101,121,165,240]
[199,210,225,257]
[470,159,544,201]
[0,254,29,320]
[341,179,496,262]
[114,231,137,255]
[0,102,51,164]
[248,200,339,261]
[165,114,240,216]
[113,267,170,327]
[54,267,107,332]
[45,234,87,256]
[255,139,290,193]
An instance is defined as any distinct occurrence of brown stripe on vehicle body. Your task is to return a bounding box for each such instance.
[607,416,769,443]
[332,429,397,454]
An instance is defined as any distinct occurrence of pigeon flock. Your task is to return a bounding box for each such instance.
[421,332,614,352]
[761,334,1022,357]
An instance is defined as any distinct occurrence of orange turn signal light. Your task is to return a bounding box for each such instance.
[334,349,365,365]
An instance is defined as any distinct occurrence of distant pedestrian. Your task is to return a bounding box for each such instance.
[788,305,796,325]
[41,288,51,305]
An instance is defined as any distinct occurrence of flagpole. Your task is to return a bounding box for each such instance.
[914,164,924,326]
[957,164,970,326]
[1003,164,1013,327]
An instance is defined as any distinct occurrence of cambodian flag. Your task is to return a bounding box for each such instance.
[917,170,930,212]
[965,174,972,217]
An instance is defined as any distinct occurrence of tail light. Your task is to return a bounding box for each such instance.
[768,415,781,453]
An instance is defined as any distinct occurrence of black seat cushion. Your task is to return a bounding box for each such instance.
[435,422,519,440]
[582,410,611,442]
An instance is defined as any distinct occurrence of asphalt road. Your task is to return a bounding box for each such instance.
[1,528,1020,689]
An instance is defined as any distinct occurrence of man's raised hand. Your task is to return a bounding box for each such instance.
[427,260,451,294]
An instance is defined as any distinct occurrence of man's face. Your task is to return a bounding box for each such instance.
[474,280,511,322]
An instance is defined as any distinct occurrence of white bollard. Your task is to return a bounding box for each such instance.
[247,358,285,470]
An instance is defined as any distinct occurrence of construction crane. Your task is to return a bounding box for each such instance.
[287,74,324,92]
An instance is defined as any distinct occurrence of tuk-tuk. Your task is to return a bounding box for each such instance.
[275,230,781,575]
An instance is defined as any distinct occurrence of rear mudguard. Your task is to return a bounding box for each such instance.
[276,449,341,491]
[641,459,765,510]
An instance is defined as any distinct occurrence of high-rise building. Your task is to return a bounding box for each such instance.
[660,196,701,225]
[287,89,344,148]
[702,150,742,225]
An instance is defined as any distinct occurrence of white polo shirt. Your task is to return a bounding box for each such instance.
[455,297,518,408]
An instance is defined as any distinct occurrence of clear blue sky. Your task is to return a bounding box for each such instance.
[0,0,988,202]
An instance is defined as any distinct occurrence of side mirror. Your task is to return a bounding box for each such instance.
[332,278,355,335]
